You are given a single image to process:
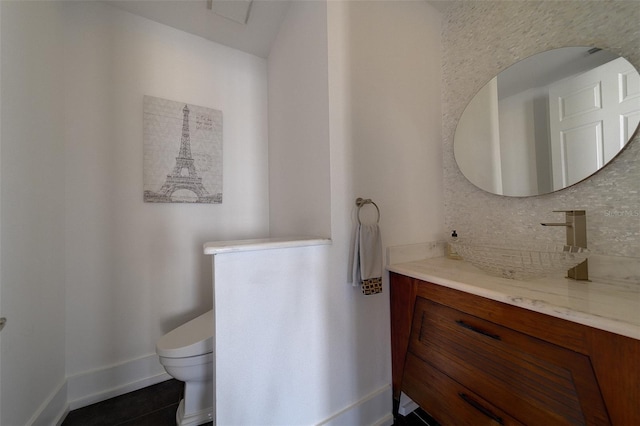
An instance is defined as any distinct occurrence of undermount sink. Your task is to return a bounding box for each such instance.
[450,240,590,280]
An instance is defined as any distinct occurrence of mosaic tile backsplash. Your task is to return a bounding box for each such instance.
[441,1,640,258]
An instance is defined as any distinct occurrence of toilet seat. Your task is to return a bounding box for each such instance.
[156,310,214,358]
[159,352,214,368]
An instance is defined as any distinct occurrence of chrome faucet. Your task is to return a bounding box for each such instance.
[541,210,588,280]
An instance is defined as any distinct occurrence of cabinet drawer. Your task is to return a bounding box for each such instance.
[404,352,524,426]
[408,297,609,425]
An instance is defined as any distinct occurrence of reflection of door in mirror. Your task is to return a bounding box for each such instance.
[549,58,640,189]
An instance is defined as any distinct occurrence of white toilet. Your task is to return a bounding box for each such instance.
[156,310,214,426]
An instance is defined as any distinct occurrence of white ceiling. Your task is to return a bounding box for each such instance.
[497,47,619,99]
[105,0,291,58]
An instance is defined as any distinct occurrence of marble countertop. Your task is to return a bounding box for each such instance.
[204,236,331,255]
[388,257,640,340]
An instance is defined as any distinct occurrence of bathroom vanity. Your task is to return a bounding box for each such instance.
[389,257,640,425]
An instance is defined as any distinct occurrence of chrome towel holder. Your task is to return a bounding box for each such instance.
[356,197,380,224]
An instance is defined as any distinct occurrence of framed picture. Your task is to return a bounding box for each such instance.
[143,95,223,203]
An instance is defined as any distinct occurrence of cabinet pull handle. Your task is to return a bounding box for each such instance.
[458,392,504,425]
[456,320,501,340]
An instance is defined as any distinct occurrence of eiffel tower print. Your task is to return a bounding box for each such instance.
[144,96,223,204]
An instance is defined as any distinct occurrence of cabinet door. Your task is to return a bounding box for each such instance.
[409,297,610,425]
[404,352,524,426]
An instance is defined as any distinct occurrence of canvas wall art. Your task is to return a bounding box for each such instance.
[143,95,223,203]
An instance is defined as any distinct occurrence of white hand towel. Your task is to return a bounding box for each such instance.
[351,223,383,295]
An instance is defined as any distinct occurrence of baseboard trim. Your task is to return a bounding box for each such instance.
[26,379,68,426]
[67,353,171,410]
[316,384,393,426]
[56,405,70,426]
[40,358,392,426]
[372,413,394,426]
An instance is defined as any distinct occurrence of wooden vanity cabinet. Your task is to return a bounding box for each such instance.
[390,272,640,425]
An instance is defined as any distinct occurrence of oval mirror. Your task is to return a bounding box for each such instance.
[454,47,640,197]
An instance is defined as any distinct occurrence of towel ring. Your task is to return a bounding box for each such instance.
[356,198,380,224]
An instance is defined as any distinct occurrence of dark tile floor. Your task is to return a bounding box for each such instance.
[62,379,213,426]
[62,378,433,426]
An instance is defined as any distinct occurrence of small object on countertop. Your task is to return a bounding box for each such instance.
[446,230,462,260]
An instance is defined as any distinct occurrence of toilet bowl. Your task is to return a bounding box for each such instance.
[157,310,214,426]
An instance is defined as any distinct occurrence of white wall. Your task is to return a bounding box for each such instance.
[328,0,443,414]
[0,2,67,425]
[345,1,444,246]
[268,0,331,238]
[262,0,442,423]
[1,0,444,423]
[62,0,270,399]
[213,245,338,424]
[2,0,270,416]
